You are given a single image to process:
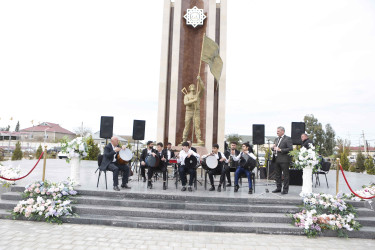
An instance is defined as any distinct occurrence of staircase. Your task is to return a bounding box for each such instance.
[0,186,374,238]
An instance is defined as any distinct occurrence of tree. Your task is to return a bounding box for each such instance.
[304,114,326,155]
[364,156,375,175]
[74,126,92,137]
[36,144,43,158]
[85,136,100,161]
[340,148,350,171]
[324,123,336,156]
[355,151,365,173]
[15,121,20,132]
[11,141,23,160]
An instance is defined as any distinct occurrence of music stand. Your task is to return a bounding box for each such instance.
[131,140,141,181]
[254,138,283,198]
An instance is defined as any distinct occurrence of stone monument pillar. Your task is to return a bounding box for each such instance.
[157,0,226,152]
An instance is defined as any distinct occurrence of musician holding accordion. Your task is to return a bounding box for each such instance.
[231,142,257,194]
[201,144,228,192]
[147,142,168,190]
[177,141,200,192]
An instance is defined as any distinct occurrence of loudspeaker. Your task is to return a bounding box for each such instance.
[100,116,114,139]
[132,120,145,140]
[252,124,265,145]
[291,122,305,145]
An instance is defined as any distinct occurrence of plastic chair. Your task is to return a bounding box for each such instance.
[315,161,331,188]
[95,154,108,190]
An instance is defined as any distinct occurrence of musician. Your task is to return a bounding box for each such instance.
[166,142,175,160]
[301,133,314,149]
[187,140,197,153]
[147,142,168,190]
[140,141,157,182]
[272,126,293,195]
[99,136,131,191]
[202,144,228,192]
[224,142,240,187]
[177,141,200,192]
[231,142,256,194]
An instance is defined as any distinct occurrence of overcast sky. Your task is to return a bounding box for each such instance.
[1,0,374,146]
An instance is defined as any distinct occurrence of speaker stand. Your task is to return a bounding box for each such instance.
[131,140,141,181]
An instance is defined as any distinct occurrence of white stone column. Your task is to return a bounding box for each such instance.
[156,0,172,144]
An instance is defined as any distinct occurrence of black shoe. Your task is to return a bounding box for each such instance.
[209,186,215,191]
[217,185,221,192]
[121,184,131,189]
[163,183,167,190]
[281,190,288,195]
[113,186,120,191]
[234,185,239,192]
[188,186,193,192]
[248,189,253,194]
[181,187,187,192]
[143,177,146,182]
[272,189,281,193]
[147,181,152,189]
[226,183,232,187]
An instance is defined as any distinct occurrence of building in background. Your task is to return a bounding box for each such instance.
[20,122,75,143]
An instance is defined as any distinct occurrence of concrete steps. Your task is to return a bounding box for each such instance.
[1,186,375,238]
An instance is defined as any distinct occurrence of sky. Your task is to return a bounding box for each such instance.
[0,0,374,146]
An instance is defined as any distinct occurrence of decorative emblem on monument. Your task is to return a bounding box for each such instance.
[184,6,206,28]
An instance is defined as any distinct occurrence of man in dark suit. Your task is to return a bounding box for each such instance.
[99,136,131,191]
[140,141,157,182]
[147,142,168,190]
[224,141,240,187]
[187,140,197,153]
[301,133,314,149]
[272,126,293,194]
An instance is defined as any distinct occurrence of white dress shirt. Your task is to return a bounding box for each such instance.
[178,149,200,165]
[232,151,256,161]
[111,144,117,162]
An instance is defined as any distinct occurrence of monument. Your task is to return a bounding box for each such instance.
[157,0,227,152]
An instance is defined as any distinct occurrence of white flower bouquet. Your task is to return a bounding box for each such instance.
[289,143,320,171]
[0,165,21,187]
[61,137,88,162]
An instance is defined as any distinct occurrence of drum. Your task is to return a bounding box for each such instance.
[201,155,218,171]
[146,154,160,167]
[117,148,133,165]
[184,155,198,169]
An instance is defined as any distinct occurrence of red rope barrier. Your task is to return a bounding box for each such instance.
[0,152,44,181]
[339,164,375,200]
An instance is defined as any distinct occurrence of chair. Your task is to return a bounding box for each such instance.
[204,169,226,191]
[95,154,108,190]
[315,161,331,188]
[239,171,256,193]
[175,164,198,190]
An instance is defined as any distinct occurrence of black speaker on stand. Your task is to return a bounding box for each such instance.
[132,120,145,180]
[291,122,305,145]
[252,124,265,179]
[100,116,114,139]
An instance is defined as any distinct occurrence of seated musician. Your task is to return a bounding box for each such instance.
[99,136,131,191]
[224,142,240,187]
[202,144,228,192]
[166,142,175,160]
[147,142,168,190]
[140,141,157,182]
[231,142,256,194]
[177,141,200,192]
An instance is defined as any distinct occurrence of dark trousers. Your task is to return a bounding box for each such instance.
[208,165,224,186]
[107,163,130,187]
[179,165,196,186]
[140,164,148,178]
[148,165,167,181]
[275,161,290,191]
[224,165,232,184]
[234,166,252,189]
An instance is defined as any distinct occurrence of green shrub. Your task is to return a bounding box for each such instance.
[11,141,23,160]
[35,144,43,158]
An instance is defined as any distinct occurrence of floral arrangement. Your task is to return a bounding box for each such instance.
[290,193,361,237]
[342,182,375,201]
[289,144,320,171]
[0,164,21,187]
[61,137,88,163]
[12,179,77,224]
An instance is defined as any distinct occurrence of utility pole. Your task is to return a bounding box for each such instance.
[362,130,367,155]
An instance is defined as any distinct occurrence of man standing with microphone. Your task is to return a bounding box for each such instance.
[272,126,293,195]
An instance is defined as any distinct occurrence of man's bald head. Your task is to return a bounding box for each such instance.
[111,136,119,146]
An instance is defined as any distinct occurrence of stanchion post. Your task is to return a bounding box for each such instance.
[336,158,340,195]
[42,146,47,181]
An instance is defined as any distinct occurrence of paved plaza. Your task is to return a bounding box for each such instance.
[0,220,374,250]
